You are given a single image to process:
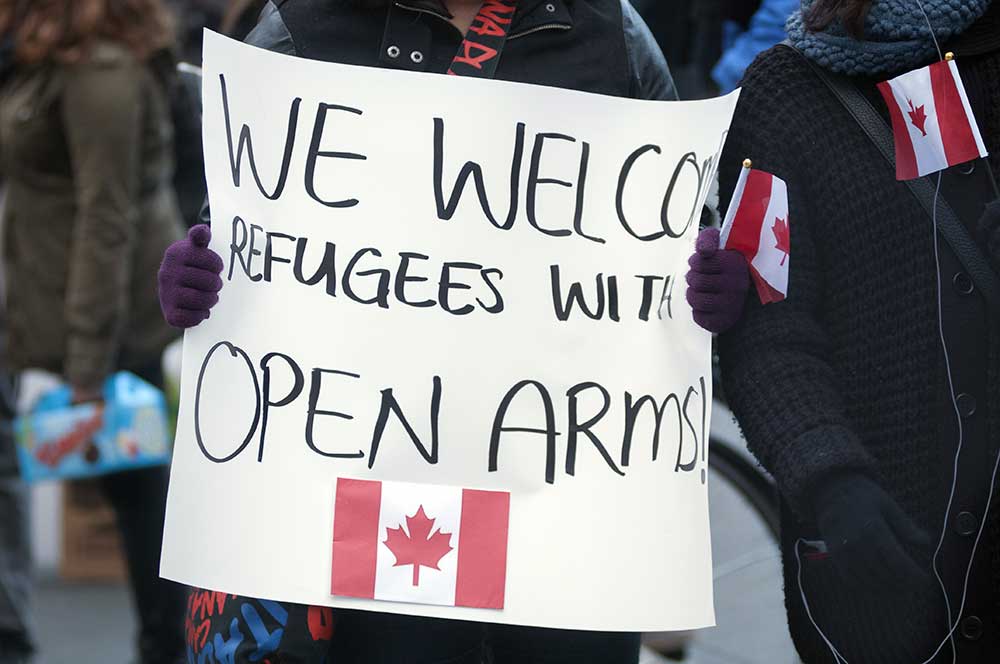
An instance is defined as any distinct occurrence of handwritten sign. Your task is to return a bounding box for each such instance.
[161,31,739,632]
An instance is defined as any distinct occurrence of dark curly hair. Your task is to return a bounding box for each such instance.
[0,0,174,64]
[804,0,874,38]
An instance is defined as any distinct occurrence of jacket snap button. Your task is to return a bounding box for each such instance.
[410,50,424,64]
[954,511,977,537]
[960,616,983,641]
[386,45,401,58]
[955,393,977,418]
[546,3,556,10]
[952,272,974,295]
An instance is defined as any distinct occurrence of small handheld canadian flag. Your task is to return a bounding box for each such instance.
[720,160,789,304]
[877,54,988,181]
[331,478,510,610]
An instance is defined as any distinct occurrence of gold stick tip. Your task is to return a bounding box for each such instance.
[742,158,753,169]
[945,52,955,61]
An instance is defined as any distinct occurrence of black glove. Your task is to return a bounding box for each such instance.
[977,199,1000,271]
[812,473,932,593]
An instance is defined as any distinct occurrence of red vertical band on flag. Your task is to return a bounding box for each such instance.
[331,478,382,599]
[724,169,773,260]
[750,268,786,304]
[930,60,980,167]
[877,80,919,180]
[455,489,510,609]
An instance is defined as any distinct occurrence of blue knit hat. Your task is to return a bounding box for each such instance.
[787,0,993,75]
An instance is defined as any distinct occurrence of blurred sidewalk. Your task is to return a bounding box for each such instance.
[30,568,793,664]
[26,393,796,664]
[32,580,674,664]
[33,579,134,664]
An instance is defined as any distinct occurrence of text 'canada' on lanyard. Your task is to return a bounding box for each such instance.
[447,0,520,79]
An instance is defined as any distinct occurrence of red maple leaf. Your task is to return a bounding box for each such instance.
[383,506,454,586]
[772,217,790,266]
[907,99,928,136]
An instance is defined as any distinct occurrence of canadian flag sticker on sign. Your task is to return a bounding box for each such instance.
[331,478,511,609]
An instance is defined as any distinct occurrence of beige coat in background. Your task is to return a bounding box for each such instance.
[0,41,182,389]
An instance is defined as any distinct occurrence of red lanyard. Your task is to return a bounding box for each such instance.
[447,0,520,79]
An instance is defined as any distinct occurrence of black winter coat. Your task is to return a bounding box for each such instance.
[244,0,675,100]
[197,0,677,231]
[718,9,1000,664]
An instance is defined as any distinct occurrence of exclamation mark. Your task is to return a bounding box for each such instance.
[700,375,708,485]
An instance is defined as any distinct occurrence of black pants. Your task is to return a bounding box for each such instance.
[101,361,186,664]
[101,465,186,664]
[185,595,641,664]
[7,359,185,662]
[0,437,33,661]
[0,329,33,661]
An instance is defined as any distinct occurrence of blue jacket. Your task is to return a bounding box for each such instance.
[712,0,797,93]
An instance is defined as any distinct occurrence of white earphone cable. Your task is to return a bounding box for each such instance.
[796,172,999,664]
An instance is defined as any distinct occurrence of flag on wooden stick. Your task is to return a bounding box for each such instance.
[720,160,789,304]
[877,55,988,181]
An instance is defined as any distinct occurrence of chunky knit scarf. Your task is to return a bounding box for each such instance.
[787,0,993,75]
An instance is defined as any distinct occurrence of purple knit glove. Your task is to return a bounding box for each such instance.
[685,228,750,334]
[158,225,224,329]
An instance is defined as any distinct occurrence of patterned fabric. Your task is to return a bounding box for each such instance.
[185,592,334,664]
[786,0,991,75]
[183,593,642,663]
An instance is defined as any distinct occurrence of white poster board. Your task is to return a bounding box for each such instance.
[162,31,738,633]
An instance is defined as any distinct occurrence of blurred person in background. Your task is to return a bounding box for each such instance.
[163,0,264,63]
[169,0,267,230]
[0,326,30,664]
[221,0,268,41]
[167,0,227,63]
[633,0,727,97]
[0,180,32,664]
[635,0,795,98]
[634,0,750,98]
[0,1,187,662]
[164,0,266,231]
[710,0,797,93]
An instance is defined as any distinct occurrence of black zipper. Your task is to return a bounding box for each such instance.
[394,3,453,24]
[509,23,571,40]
